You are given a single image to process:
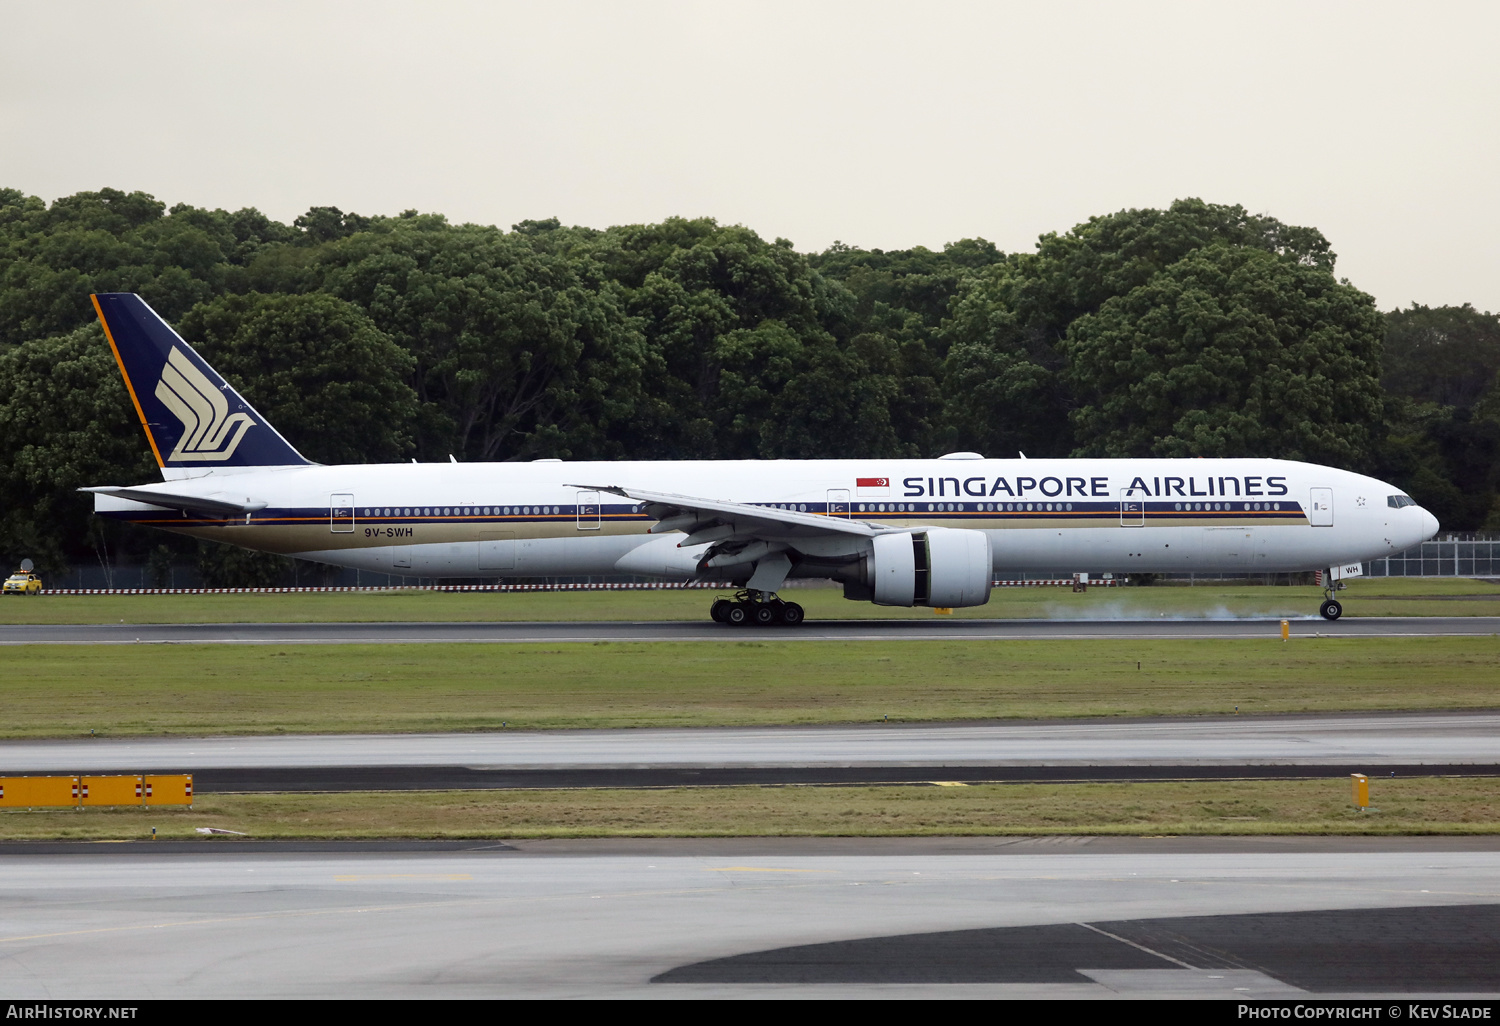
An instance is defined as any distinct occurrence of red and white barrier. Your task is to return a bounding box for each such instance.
[42,581,731,595]
[42,577,1117,595]
[993,579,1118,587]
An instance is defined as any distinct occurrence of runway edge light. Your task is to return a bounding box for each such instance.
[1351,773,1369,810]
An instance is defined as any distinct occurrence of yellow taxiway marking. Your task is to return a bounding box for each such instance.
[334,874,472,882]
[704,867,830,873]
[929,781,968,787]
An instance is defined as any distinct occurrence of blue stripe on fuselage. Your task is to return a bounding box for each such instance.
[98,498,1308,527]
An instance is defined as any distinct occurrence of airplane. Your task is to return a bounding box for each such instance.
[83,293,1440,624]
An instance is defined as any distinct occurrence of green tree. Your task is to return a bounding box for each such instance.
[590,219,829,457]
[941,198,1344,459]
[1383,304,1500,409]
[292,206,372,245]
[1375,305,1500,530]
[704,319,909,458]
[0,188,295,349]
[1060,245,1384,463]
[195,542,291,588]
[316,220,648,462]
[810,238,1003,330]
[811,239,1004,455]
[0,323,157,572]
[177,292,419,465]
[586,218,923,458]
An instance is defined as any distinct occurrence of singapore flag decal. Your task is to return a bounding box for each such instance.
[856,476,890,497]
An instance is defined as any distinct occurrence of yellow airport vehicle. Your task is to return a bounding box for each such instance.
[2,559,41,596]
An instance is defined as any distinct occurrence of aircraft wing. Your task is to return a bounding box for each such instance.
[80,486,269,517]
[570,484,889,542]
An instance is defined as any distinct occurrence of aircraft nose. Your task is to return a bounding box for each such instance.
[1419,507,1440,541]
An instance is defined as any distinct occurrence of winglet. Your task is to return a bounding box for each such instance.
[91,293,310,471]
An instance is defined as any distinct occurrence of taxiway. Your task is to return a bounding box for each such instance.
[3,712,1497,789]
[3,615,1499,645]
[1,839,1497,998]
[3,712,1495,771]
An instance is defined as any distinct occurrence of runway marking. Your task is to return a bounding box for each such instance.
[1075,921,1198,969]
[334,873,472,881]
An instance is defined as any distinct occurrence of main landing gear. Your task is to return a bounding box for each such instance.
[710,591,805,627]
[1319,577,1344,621]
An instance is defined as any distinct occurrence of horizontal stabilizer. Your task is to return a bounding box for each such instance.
[80,486,268,516]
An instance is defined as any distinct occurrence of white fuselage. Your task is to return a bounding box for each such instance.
[99,457,1439,585]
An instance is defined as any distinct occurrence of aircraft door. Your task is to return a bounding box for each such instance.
[1309,487,1334,527]
[330,493,354,533]
[576,491,601,530]
[827,489,850,518]
[1119,489,1145,527]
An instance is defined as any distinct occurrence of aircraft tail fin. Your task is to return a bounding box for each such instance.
[90,293,310,473]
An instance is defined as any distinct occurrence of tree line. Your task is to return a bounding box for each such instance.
[1,188,1496,582]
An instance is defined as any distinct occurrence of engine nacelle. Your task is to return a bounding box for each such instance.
[868,528,992,607]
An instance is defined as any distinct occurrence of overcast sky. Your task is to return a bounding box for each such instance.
[2,1,1495,311]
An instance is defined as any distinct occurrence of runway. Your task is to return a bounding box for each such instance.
[5,713,1498,789]
[116,762,1500,792]
[2,838,1497,997]
[4,614,1500,644]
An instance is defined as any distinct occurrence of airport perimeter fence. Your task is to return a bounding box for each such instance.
[1156,537,1500,583]
[41,578,1109,596]
[1362,536,1500,578]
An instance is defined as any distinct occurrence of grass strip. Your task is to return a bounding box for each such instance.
[6,577,1500,625]
[3,777,1496,840]
[7,636,1500,737]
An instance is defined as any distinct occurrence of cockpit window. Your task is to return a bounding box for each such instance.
[1387,495,1417,508]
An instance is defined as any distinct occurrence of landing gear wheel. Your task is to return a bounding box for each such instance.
[752,603,779,626]
[1319,599,1343,621]
[710,598,732,623]
[725,603,750,626]
[779,601,805,626]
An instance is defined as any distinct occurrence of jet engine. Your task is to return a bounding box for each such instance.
[860,528,993,607]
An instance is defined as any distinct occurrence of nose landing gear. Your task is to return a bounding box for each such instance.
[710,590,805,626]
